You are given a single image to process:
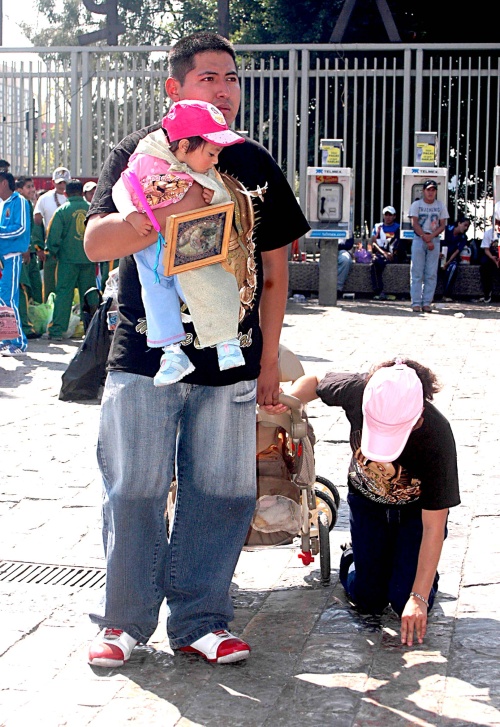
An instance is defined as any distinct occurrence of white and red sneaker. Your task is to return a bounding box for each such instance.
[88,628,138,667]
[178,629,250,664]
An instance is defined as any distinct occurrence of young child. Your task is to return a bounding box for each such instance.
[111,100,245,386]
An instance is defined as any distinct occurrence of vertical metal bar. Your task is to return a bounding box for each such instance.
[131,57,137,132]
[140,58,146,130]
[464,57,472,213]
[268,57,274,155]
[105,59,110,155]
[370,57,377,227]
[238,53,245,132]
[334,57,338,140]
[259,58,264,146]
[249,57,255,140]
[28,62,34,175]
[81,50,92,176]
[123,57,128,138]
[401,48,411,166]
[286,48,297,189]
[456,57,462,210]
[379,57,387,214]
[414,48,423,134]
[427,56,433,130]
[278,58,283,167]
[437,57,443,159]
[95,56,102,173]
[390,56,396,207]
[70,51,79,177]
[473,56,481,222]
[314,57,320,167]
[360,58,368,232]
[482,57,491,235]
[299,49,309,212]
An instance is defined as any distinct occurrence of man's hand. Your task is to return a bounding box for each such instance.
[257,357,280,408]
[401,596,428,646]
[22,251,30,264]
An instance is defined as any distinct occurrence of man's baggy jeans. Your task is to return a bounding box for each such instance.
[90,371,257,649]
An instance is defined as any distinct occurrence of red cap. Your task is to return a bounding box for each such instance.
[162,100,244,147]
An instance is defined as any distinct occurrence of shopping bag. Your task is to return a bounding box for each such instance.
[28,292,55,335]
[59,297,113,401]
[0,303,21,339]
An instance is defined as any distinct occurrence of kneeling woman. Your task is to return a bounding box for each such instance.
[273,358,460,647]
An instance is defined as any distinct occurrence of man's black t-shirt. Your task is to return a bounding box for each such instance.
[88,124,309,385]
[316,372,460,511]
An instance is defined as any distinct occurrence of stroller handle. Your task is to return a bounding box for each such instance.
[278,393,308,440]
[278,393,303,413]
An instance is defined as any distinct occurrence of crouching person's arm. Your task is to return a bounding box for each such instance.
[400,507,448,646]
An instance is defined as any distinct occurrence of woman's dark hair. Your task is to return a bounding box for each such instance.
[168,135,206,154]
[168,32,236,85]
[454,215,470,227]
[367,358,441,401]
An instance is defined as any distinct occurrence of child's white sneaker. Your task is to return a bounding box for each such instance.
[154,345,195,386]
[216,338,245,371]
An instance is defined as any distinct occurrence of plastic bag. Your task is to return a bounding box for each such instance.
[0,303,21,339]
[63,305,81,338]
[59,297,112,402]
[81,287,102,334]
[354,248,372,264]
[28,292,55,335]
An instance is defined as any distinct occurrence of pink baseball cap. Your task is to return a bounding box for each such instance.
[162,100,244,147]
[361,362,424,462]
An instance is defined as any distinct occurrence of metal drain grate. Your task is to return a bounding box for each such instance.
[0,561,106,589]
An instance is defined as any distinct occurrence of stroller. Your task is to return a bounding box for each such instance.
[246,344,340,585]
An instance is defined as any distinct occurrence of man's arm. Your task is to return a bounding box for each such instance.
[257,245,289,408]
[84,184,206,262]
[400,507,448,646]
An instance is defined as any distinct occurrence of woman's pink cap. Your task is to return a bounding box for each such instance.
[162,100,245,147]
[361,363,424,462]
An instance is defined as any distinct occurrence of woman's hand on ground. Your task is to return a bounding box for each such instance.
[400,597,428,646]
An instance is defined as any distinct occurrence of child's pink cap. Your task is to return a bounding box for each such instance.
[361,362,424,462]
[162,100,245,147]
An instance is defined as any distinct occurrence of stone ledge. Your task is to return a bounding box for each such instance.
[289,261,499,298]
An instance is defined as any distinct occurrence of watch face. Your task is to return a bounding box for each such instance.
[317,183,342,222]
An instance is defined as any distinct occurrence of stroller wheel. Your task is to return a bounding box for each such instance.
[315,475,340,509]
[314,487,337,531]
[318,511,331,586]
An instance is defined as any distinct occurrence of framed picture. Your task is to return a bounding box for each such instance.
[163,201,234,276]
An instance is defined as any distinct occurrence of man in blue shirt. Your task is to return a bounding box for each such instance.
[0,172,31,355]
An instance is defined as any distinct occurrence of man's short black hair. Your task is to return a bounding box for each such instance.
[168,32,237,85]
[15,176,33,190]
[0,159,10,171]
[0,172,15,191]
[66,179,83,196]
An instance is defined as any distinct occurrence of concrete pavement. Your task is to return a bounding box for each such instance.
[1,298,499,727]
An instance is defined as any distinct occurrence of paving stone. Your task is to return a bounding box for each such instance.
[1,301,499,726]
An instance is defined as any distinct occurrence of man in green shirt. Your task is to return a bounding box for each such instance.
[46,180,99,340]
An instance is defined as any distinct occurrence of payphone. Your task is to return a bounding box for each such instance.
[305,139,355,305]
[306,141,354,241]
[400,132,448,242]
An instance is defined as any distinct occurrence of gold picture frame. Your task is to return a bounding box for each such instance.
[163,201,234,276]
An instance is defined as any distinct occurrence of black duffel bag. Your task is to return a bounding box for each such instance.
[59,297,113,401]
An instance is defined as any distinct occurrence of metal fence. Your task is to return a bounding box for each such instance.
[1,43,499,235]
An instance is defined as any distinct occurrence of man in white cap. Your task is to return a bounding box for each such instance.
[34,167,71,300]
[276,357,460,647]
